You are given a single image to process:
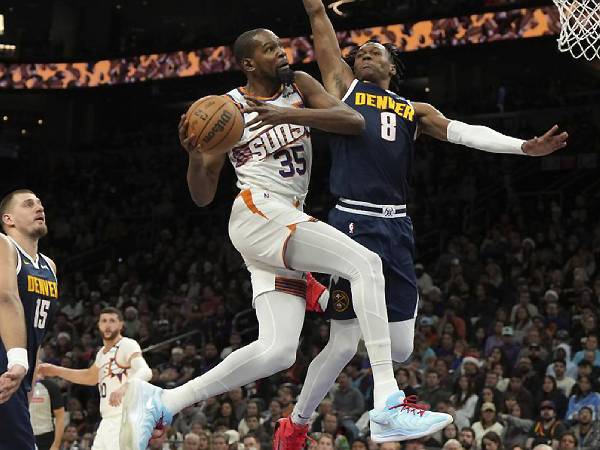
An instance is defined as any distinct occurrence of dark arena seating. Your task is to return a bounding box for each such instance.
[1,1,599,449]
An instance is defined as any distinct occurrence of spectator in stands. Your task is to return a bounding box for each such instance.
[243,433,262,450]
[214,400,238,430]
[211,432,229,450]
[61,424,79,449]
[238,401,263,437]
[526,400,567,449]
[442,439,463,450]
[549,359,576,397]
[332,371,363,440]
[566,376,600,420]
[172,405,207,437]
[472,403,504,447]
[481,431,503,450]
[451,375,479,429]
[220,333,242,360]
[183,432,202,450]
[317,433,335,450]
[506,376,534,418]
[573,335,600,367]
[567,406,600,449]
[418,368,451,407]
[459,427,476,450]
[557,431,577,450]
[535,376,568,419]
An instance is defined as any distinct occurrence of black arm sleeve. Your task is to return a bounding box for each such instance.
[40,379,64,411]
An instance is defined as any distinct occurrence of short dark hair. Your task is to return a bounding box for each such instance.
[460,427,475,436]
[0,189,34,230]
[99,307,123,321]
[553,358,566,366]
[233,29,268,64]
[345,40,406,93]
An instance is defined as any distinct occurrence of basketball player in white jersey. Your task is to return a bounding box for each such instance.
[38,307,152,450]
[120,28,451,450]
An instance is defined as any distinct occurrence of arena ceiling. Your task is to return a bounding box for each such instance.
[0,0,553,62]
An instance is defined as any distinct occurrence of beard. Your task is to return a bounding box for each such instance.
[32,223,48,238]
[276,66,295,85]
[103,329,120,341]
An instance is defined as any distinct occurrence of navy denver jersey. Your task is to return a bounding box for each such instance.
[0,236,58,391]
[329,79,418,204]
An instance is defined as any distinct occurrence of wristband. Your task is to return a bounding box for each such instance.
[7,347,29,372]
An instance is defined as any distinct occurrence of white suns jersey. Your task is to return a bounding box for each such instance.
[94,337,142,418]
[226,84,312,203]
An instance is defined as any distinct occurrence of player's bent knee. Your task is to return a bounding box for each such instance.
[391,340,413,363]
[267,345,297,371]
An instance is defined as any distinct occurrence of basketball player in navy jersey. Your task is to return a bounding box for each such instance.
[272,1,570,447]
[0,189,59,450]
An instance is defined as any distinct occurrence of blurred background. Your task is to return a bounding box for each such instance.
[1,0,599,449]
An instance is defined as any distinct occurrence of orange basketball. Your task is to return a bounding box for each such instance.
[185,95,244,154]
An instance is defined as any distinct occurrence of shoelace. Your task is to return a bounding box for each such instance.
[389,395,430,417]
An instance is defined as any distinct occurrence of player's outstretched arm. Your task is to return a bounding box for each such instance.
[303,0,354,98]
[0,235,27,404]
[414,102,568,156]
[38,362,99,386]
[244,72,364,135]
[109,353,152,407]
[178,114,227,207]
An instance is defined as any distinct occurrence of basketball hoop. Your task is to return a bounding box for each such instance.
[552,0,600,60]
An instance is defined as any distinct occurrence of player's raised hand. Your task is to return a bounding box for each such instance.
[522,125,568,156]
[0,365,27,404]
[178,114,203,159]
[244,98,289,130]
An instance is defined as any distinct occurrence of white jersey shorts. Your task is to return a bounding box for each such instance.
[228,188,317,303]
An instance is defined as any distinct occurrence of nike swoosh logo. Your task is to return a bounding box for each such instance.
[41,265,49,269]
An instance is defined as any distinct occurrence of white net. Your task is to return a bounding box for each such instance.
[552,0,600,60]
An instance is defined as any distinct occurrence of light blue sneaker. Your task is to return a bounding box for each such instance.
[120,379,174,450]
[370,391,453,442]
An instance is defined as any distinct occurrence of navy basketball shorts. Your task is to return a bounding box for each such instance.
[0,383,36,450]
[324,208,418,323]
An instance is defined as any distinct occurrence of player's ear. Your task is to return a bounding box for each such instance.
[1,213,13,228]
[241,58,256,73]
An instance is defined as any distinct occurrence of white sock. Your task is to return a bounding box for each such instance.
[161,292,305,414]
[372,363,399,409]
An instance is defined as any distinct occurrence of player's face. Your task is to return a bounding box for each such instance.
[98,313,123,341]
[250,31,290,82]
[353,43,395,85]
[2,192,47,238]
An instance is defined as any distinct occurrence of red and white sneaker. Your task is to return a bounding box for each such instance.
[273,417,310,450]
[305,272,329,313]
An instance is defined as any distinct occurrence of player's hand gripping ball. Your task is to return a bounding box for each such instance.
[185,95,244,155]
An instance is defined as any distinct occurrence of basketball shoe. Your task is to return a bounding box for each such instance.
[119,379,173,450]
[273,417,311,450]
[370,391,453,442]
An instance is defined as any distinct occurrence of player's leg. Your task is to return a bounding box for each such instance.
[292,319,361,425]
[0,385,36,450]
[285,220,397,409]
[120,290,305,450]
[291,317,415,427]
[390,318,415,363]
[161,290,304,413]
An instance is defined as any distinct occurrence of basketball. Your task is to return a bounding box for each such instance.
[186,95,244,154]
